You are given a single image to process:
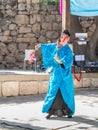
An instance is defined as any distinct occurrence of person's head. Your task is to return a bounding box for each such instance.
[60,30,70,46]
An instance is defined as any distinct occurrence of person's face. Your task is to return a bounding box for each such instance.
[60,34,69,46]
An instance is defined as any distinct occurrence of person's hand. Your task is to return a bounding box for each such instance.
[55,54,62,64]
[35,44,41,50]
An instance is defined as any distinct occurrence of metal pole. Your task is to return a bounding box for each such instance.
[34,59,37,72]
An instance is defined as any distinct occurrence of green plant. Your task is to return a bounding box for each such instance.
[42,0,59,6]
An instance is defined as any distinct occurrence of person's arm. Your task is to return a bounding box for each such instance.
[54,54,65,69]
[54,54,62,64]
[35,44,41,50]
[60,49,73,69]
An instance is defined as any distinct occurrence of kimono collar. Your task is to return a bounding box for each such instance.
[61,43,69,49]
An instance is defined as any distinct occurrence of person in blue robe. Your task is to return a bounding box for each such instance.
[35,30,75,119]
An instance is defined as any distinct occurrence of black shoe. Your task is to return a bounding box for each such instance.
[45,114,52,119]
[67,115,72,118]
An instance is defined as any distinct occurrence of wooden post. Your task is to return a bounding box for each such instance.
[62,0,70,31]
[66,0,70,30]
[62,0,66,30]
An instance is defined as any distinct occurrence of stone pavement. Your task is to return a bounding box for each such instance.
[0,88,98,130]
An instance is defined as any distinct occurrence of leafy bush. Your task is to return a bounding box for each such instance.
[42,0,59,6]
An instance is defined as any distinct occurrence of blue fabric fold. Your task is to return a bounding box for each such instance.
[41,43,57,68]
[70,0,98,16]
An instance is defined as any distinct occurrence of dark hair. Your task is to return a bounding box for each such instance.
[63,30,70,37]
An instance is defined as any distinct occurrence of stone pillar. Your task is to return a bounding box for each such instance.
[62,0,70,30]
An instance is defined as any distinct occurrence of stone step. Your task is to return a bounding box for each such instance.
[0,70,98,97]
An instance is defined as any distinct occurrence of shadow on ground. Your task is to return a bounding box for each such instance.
[75,88,98,98]
[50,115,98,129]
[0,94,45,105]
[0,88,97,105]
[0,115,98,130]
[0,120,50,130]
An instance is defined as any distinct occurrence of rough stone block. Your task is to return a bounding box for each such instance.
[18,3,25,11]
[15,15,29,24]
[9,24,16,30]
[2,36,12,43]
[39,81,48,94]
[4,30,10,36]
[37,14,42,22]
[73,79,83,89]
[46,31,58,39]
[20,81,39,95]
[91,78,98,87]
[42,22,52,30]
[19,27,32,33]
[16,37,37,43]
[2,82,19,97]
[83,78,91,87]
[32,23,40,33]
[45,15,55,22]
[38,35,46,43]
[18,0,25,3]
[30,15,37,24]
[32,0,40,3]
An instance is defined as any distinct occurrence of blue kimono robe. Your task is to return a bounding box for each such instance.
[41,43,75,116]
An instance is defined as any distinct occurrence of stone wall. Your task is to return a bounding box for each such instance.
[73,16,97,55]
[79,17,98,59]
[79,17,96,37]
[0,0,62,69]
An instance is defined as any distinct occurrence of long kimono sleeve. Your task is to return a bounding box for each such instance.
[41,43,57,68]
[60,47,73,69]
